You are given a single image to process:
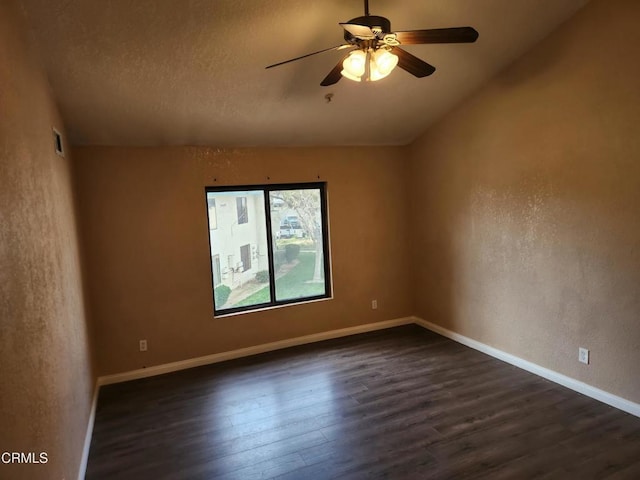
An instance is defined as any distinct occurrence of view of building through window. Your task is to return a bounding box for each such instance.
[206,183,330,315]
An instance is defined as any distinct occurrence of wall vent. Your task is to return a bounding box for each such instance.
[53,128,64,157]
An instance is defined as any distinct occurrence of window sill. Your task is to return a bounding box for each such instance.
[213,295,333,319]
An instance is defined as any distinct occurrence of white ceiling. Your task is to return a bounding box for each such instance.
[22,0,589,147]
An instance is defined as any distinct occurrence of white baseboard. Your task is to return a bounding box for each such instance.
[413,316,640,418]
[93,315,639,419]
[77,381,99,480]
[98,317,414,386]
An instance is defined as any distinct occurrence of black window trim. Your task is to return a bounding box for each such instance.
[205,182,331,317]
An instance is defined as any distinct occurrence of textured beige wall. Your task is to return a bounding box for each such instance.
[409,0,640,403]
[73,146,412,376]
[0,1,95,479]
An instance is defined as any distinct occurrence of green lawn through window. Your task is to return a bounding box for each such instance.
[234,251,325,307]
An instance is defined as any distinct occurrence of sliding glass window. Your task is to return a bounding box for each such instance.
[205,183,331,316]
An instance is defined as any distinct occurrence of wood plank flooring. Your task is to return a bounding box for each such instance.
[86,325,640,479]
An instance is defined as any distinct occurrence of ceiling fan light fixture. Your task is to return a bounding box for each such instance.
[341,50,367,81]
[369,48,398,81]
[341,48,398,83]
[266,1,479,86]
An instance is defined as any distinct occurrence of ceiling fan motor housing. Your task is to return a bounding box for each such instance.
[343,15,391,42]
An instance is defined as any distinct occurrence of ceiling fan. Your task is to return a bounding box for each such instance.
[266,0,479,86]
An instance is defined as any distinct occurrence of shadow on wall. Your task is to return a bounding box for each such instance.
[496,24,575,89]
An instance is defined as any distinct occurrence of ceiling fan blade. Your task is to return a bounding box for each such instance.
[394,47,436,78]
[395,27,479,45]
[340,23,376,39]
[266,44,351,69]
[320,54,351,86]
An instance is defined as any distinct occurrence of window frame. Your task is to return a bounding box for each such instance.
[204,182,331,317]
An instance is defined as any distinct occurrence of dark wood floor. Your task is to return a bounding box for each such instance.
[86,325,640,479]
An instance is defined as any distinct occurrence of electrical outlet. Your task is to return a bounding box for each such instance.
[578,347,589,365]
[139,339,148,352]
[371,299,378,310]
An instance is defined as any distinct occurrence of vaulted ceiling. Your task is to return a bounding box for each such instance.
[22,0,589,147]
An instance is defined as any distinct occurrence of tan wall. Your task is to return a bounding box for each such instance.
[408,0,640,403]
[0,1,95,479]
[73,146,412,376]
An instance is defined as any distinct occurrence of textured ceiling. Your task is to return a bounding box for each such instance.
[22,0,589,147]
